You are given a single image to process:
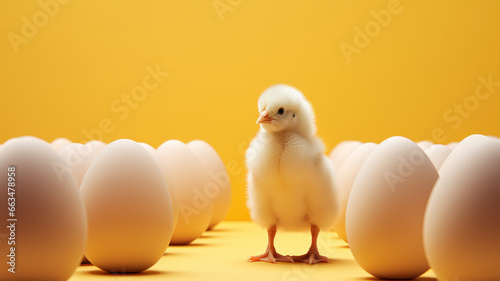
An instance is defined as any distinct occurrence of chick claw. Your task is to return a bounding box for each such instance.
[291,250,329,265]
[248,250,294,263]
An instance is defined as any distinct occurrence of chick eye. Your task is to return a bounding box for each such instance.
[277,108,285,115]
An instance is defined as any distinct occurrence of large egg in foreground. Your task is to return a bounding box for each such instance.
[0,137,87,280]
[81,139,173,273]
[346,136,438,279]
[424,135,500,281]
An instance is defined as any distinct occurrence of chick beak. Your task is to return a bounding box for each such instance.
[257,110,274,124]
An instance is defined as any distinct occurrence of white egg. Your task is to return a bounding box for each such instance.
[489,135,500,140]
[0,137,87,280]
[51,137,72,151]
[447,142,459,149]
[139,142,159,158]
[81,139,173,273]
[424,135,500,281]
[187,140,231,230]
[157,140,213,245]
[453,134,488,149]
[333,142,377,243]
[57,143,96,264]
[140,142,180,233]
[424,144,452,171]
[329,140,362,170]
[416,140,433,150]
[346,136,438,279]
[58,143,97,186]
[85,140,106,155]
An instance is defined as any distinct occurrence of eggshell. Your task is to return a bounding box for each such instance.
[346,136,438,279]
[333,142,377,243]
[139,142,159,159]
[58,143,96,265]
[453,134,487,150]
[157,140,213,245]
[424,135,500,281]
[424,144,452,171]
[85,140,106,155]
[416,140,433,150]
[447,141,458,149]
[0,137,87,280]
[140,142,180,232]
[81,139,173,273]
[58,143,97,186]
[187,140,231,230]
[329,140,362,170]
[51,137,72,151]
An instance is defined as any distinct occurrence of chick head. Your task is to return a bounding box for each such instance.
[256,84,316,136]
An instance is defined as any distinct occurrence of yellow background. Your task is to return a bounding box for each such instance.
[1,0,500,220]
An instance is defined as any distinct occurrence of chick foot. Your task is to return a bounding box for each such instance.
[291,249,329,264]
[292,224,329,264]
[248,250,294,263]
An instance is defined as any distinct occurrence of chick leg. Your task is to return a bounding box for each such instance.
[291,224,329,264]
[248,225,294,263]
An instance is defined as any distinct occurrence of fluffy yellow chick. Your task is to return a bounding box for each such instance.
[246,85,339,264]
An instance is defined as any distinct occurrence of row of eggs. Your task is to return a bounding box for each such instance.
[0,137,231,280]
[328,135,500,281]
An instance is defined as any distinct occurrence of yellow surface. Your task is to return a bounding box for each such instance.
[69,221,437,281]
[1,1,500,220]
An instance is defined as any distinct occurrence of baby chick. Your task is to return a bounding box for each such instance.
[246,85,339,264]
